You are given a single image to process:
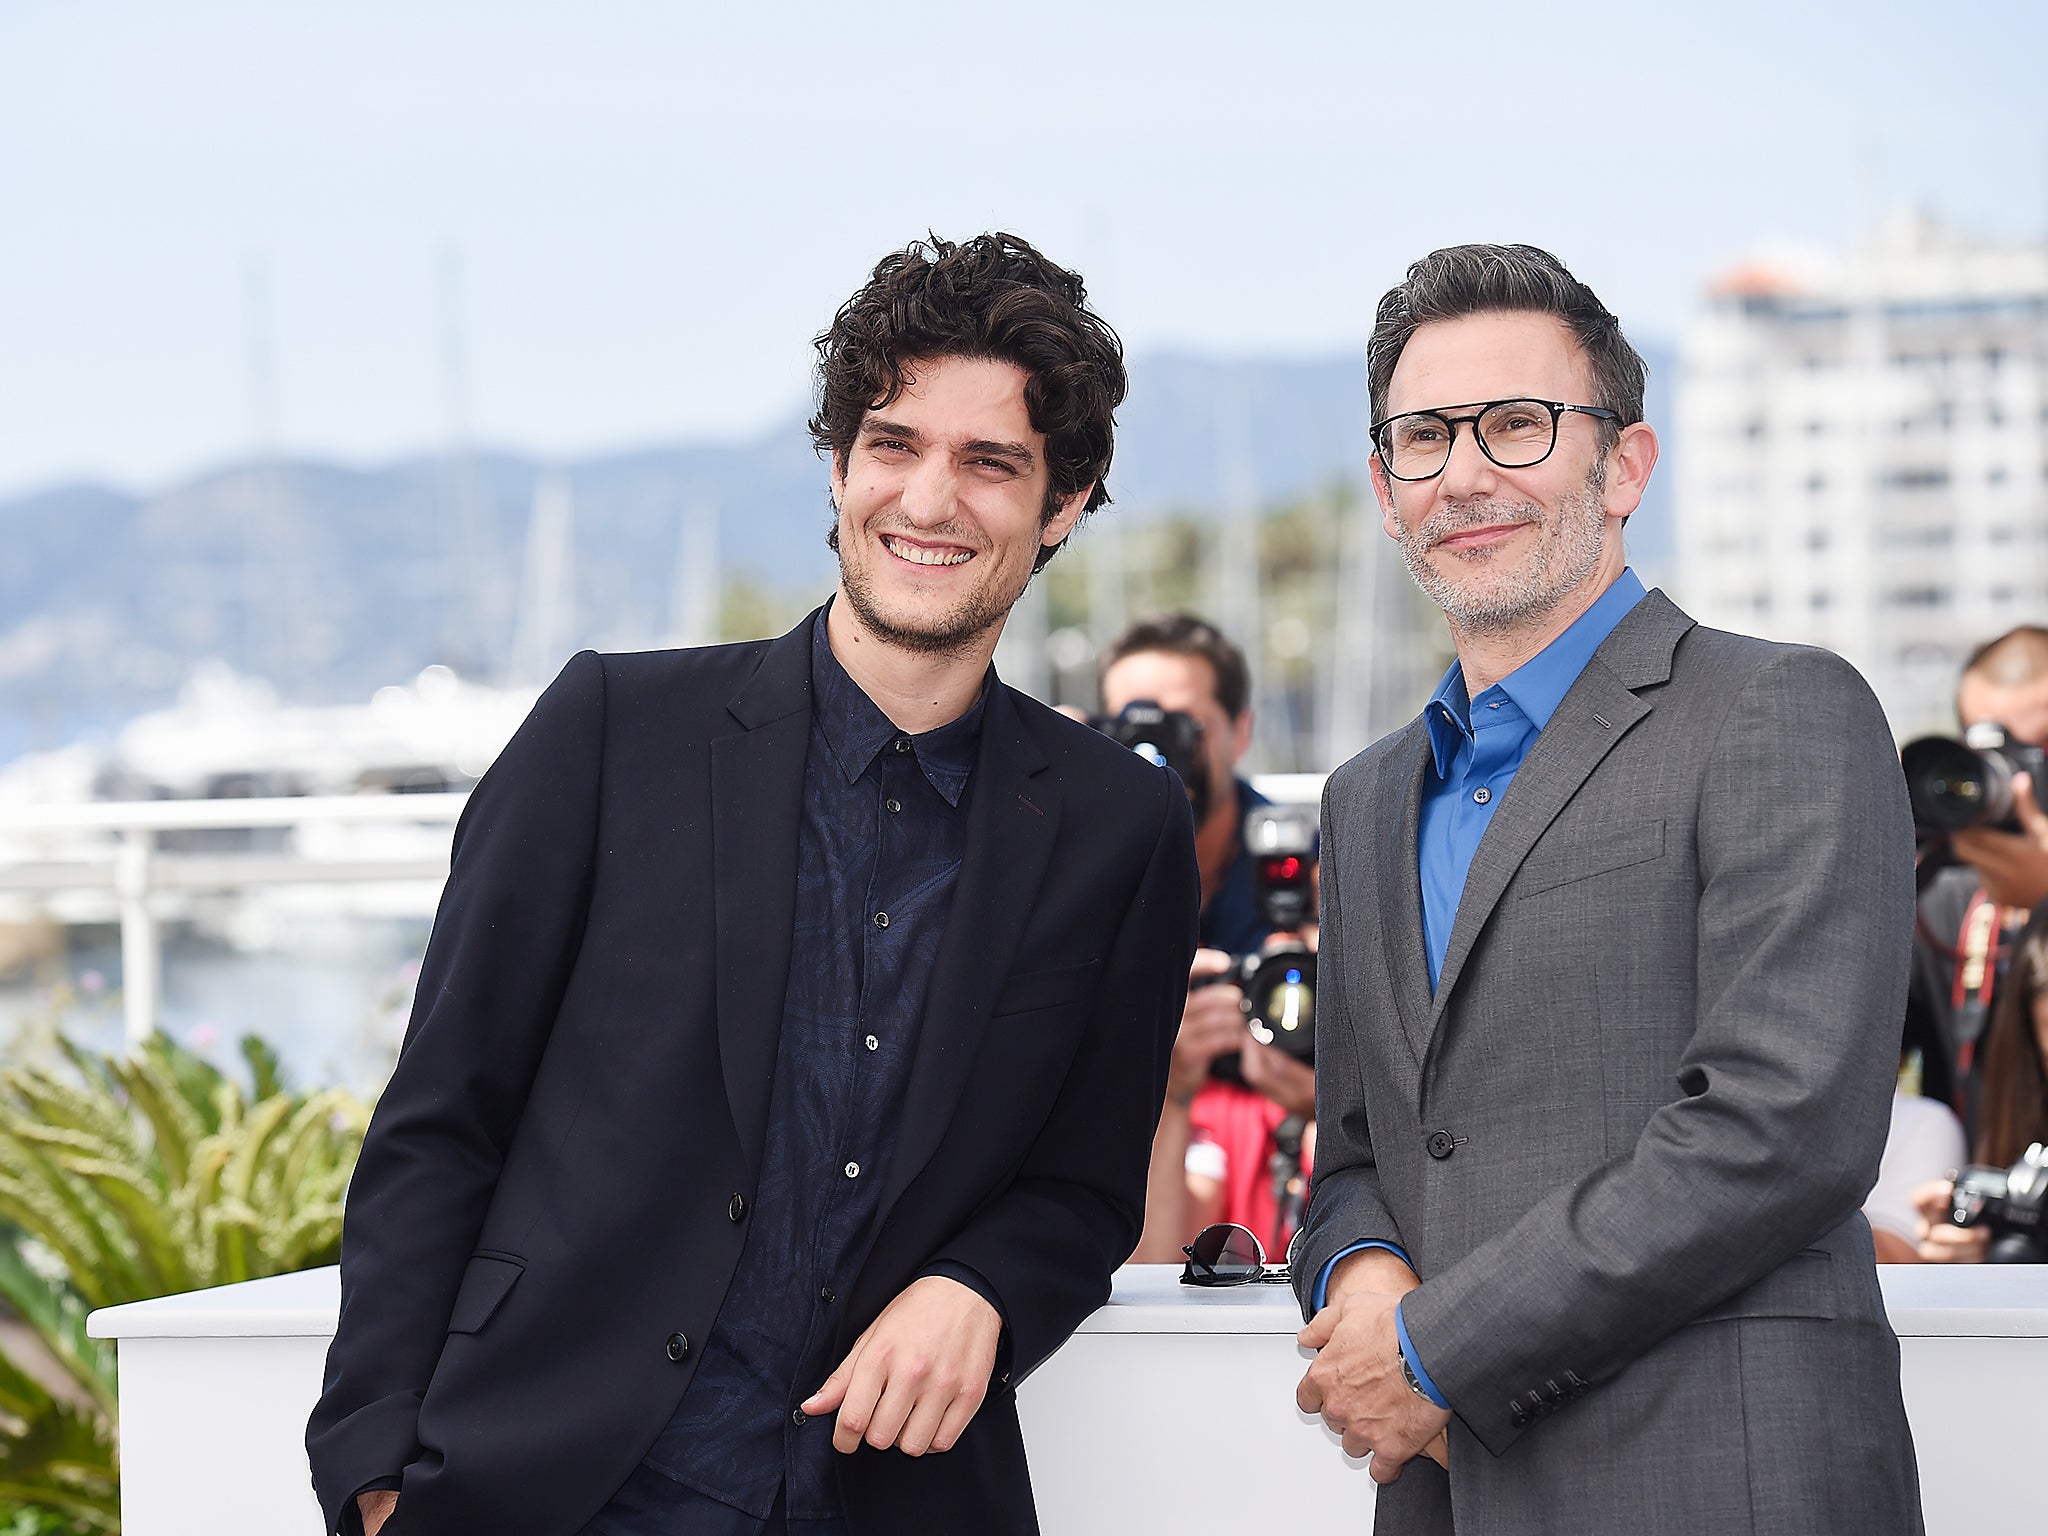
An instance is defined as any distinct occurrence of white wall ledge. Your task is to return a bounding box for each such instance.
[87,1259,2048,1342]
[86,1263,2048,1534]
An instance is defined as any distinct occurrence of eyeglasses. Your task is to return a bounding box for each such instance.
[1371,397,1620,482]
[1179,1222,1291,1287]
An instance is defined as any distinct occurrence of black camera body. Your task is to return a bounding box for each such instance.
[1206,805,1318,1079]
[1902,722,2048,845]
[1090,700,1212,825]
[1948,1141,2048,1263]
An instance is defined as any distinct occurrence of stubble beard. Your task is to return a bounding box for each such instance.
[1395,461,1610,638]
[836,526,1030,659]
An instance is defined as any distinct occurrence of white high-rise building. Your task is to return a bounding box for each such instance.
[1673,214,2048,736]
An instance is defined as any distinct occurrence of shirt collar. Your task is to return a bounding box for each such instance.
[1423,568,1648,778]
[810,608,987,807]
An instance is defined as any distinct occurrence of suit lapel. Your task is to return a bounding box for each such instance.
[710,615,815,1183]
[1424,591,1694,1046]
[881,683,1058,1215]
[1369,723,1436,1067]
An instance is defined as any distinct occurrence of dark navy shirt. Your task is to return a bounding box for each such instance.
[638,612,986,1530]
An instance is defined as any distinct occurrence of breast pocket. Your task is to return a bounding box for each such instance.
[991,959,1101,1018]
[1515,818,1666,899]
[447,1251,525,1335]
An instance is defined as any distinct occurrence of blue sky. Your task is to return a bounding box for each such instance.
[3,0,2044,497]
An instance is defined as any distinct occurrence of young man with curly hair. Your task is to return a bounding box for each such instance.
[307,234,1199,1536]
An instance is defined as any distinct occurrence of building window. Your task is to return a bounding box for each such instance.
[1883,586,1950,609]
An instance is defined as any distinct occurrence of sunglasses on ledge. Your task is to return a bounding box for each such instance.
[1179,1222,1292,1287]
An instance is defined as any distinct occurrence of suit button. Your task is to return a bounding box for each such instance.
[729,1193,747,1222]
[1426,1130,1457,1160]
[1509,1401,1530,1427]
[665,1332,690,1362]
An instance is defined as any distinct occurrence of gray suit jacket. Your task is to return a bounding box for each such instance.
[1294,591,1924,1536]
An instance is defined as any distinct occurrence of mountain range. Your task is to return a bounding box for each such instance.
[0,346,1675,765]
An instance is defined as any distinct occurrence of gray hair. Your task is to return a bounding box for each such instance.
[1366,244,1648,432]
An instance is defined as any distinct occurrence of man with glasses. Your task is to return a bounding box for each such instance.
[1291,244,1921,1533]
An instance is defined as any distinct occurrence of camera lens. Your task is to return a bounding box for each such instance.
[1901,735,2014,834]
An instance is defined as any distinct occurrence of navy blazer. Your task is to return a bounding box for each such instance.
[306,609,1200,1536]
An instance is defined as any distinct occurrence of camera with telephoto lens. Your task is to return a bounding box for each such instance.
[1089,699,1211,825]
[1947,1141,2048,1264]
[1206,805,1318,1081]
[1900,723,2048,871]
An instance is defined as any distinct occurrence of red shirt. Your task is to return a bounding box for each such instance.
[1186,1079,1311,1256]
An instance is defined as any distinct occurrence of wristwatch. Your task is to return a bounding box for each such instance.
[1397,1336,1431,1401]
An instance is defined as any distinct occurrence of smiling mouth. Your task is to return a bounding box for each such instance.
[1433,522,1527,552]
[881,534,975,567]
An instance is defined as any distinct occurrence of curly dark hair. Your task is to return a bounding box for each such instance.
[810,232,1127,572]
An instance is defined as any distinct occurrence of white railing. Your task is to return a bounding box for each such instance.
[0,794,469,1046]
[0,774,1327,1052]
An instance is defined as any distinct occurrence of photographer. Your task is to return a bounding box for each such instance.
[1906,625,2048,1122]
[1910,904,2048,1262]
[1094,615,1318,1262]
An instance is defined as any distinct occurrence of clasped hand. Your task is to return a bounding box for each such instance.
[801,1273,1003,1456]
[1295,1255,1451,1484]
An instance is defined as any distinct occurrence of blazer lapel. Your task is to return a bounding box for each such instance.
[881,683,1059,1215]
[1369,723,1436,1067]
[710,614,816,1182]
[1424,591,1694,1046]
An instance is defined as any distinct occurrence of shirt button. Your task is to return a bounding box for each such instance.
[792,1407,808,1425]
[820,1285,836,1304]
[885,798,902,814]
[893,737,912,754]
[845,1161,861,1179]
[873,911,890,929]
[1473,786,1492,805]
[864,1034,879,1051]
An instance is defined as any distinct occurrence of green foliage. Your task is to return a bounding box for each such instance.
[0,1032,373,1532]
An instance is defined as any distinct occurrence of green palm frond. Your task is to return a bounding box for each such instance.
[0,1028,374,1532]
[238,1038,288,1103]
[0,1250,114,1423]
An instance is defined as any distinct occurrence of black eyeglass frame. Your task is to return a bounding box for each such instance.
[1179,1221,1293,1287]
[1370,397,1622,482]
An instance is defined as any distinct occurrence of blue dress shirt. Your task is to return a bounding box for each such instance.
[1314,570,1648,1410]
[609,612,989,1535]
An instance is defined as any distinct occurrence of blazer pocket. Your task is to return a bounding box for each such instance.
[991,959,1101,1017]
[1515,818,1666,899]
[1688,1248,1836,1325]
[448,1251,525,1335]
